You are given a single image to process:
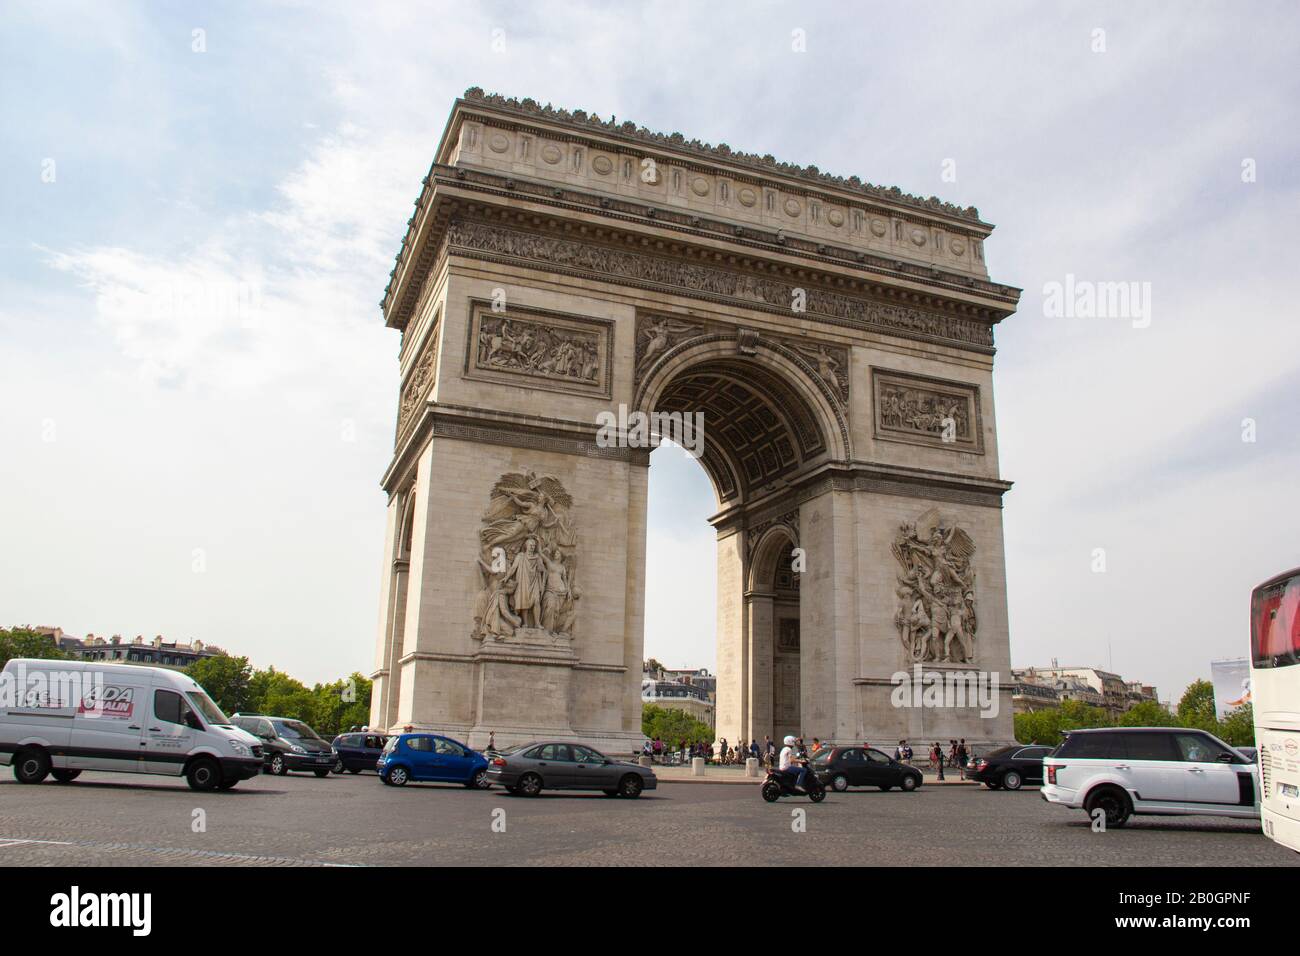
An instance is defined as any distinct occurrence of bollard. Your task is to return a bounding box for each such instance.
[638,755,652,768]
[745,757,759,777]
[691,756,705,776]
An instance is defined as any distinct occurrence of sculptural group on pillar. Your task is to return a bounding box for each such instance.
[892,508,978,664]
[473,471,580,641]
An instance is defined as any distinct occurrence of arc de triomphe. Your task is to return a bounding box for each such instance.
[370,89,1019,752]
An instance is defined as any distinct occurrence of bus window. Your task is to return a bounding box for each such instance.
[1252,572,1300,668]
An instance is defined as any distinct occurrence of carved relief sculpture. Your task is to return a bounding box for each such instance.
[465,302,612,398]
[395,327,439,444]
[873,370,982,453]
[477,315,599,384]
[891,508,978,664]
[448,220,995,348]
[473,471,580,642]
[634,314,705,382]
[791,341,850,404]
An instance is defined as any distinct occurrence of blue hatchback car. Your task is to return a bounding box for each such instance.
[377,733,491,789]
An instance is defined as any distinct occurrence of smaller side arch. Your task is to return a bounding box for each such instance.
[746,520,800,594]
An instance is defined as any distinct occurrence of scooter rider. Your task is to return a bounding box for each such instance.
[778,735,809,792]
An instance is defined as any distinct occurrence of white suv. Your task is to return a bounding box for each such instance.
[1041,727,1258,828]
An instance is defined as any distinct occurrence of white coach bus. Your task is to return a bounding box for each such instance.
[1251,567,1300,853]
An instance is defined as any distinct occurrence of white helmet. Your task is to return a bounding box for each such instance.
[783,735,797,746]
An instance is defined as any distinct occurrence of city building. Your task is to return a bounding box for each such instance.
[641,674,716,727]
[42,629,227,670]
[1012,666,1159,716]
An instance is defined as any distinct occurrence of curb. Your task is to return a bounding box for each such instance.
[653,775,980,786]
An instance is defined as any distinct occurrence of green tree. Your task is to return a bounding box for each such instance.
[1176,679,1218,732]
[641,704,713,747]
[308,673,372,738]
[1014,708,1063,745]
[185,655,253,715]
[1219,703,1256,748]
[1117,700,1178,727]
[1057,698,1112,732]
[247,667,315,722]
[0,627,68,667]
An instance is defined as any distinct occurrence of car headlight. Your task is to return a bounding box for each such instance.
[228,739,251,757]
[290,744,306,754]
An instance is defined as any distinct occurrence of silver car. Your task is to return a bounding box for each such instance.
[486,741,657,798]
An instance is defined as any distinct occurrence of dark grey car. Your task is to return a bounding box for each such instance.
[486,741,657,798]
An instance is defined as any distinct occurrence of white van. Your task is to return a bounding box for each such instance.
[0,658,263,791]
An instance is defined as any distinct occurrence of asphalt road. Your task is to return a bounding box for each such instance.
[0,769,1295,867]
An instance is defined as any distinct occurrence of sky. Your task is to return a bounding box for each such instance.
[1,1,1297,704]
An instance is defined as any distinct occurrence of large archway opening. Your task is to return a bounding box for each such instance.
[639,342,839,747]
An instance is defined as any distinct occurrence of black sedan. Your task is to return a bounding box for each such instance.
[330,732,388,773]
[811,746,923,792]
[965,744,1053,790]
[486,741,658,798]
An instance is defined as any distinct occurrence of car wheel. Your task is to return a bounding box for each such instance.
[1002,770,1023,791]
[517,773,543,797]
[901,774,919,792]
[387,766,409,787]
[1084,786,1132,828]
[333,759,345,774]
[830,774,849,792]
[186,758,221,792]
[13,749,50,784]
[467,767,491,790]
[877,784,893,791]
[270,755,287,776]
[51,769,82,784]
[313,769,330,778]
[618,774,643,798]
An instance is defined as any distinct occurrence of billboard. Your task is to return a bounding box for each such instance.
[1210,657,1251,716]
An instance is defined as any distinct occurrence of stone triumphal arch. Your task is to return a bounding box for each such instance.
[370,89,1020,751]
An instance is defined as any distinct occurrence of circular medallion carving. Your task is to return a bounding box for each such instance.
[488,133,510,153]
[737,187,757,207]
[540,143,562,165]
[950,238,967,255]
[690,176,710,196]
[783,197,802,217]
[870,219,887,237]
[827,208,845,227]
[910,228,927,246]
[591,155,613,175]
